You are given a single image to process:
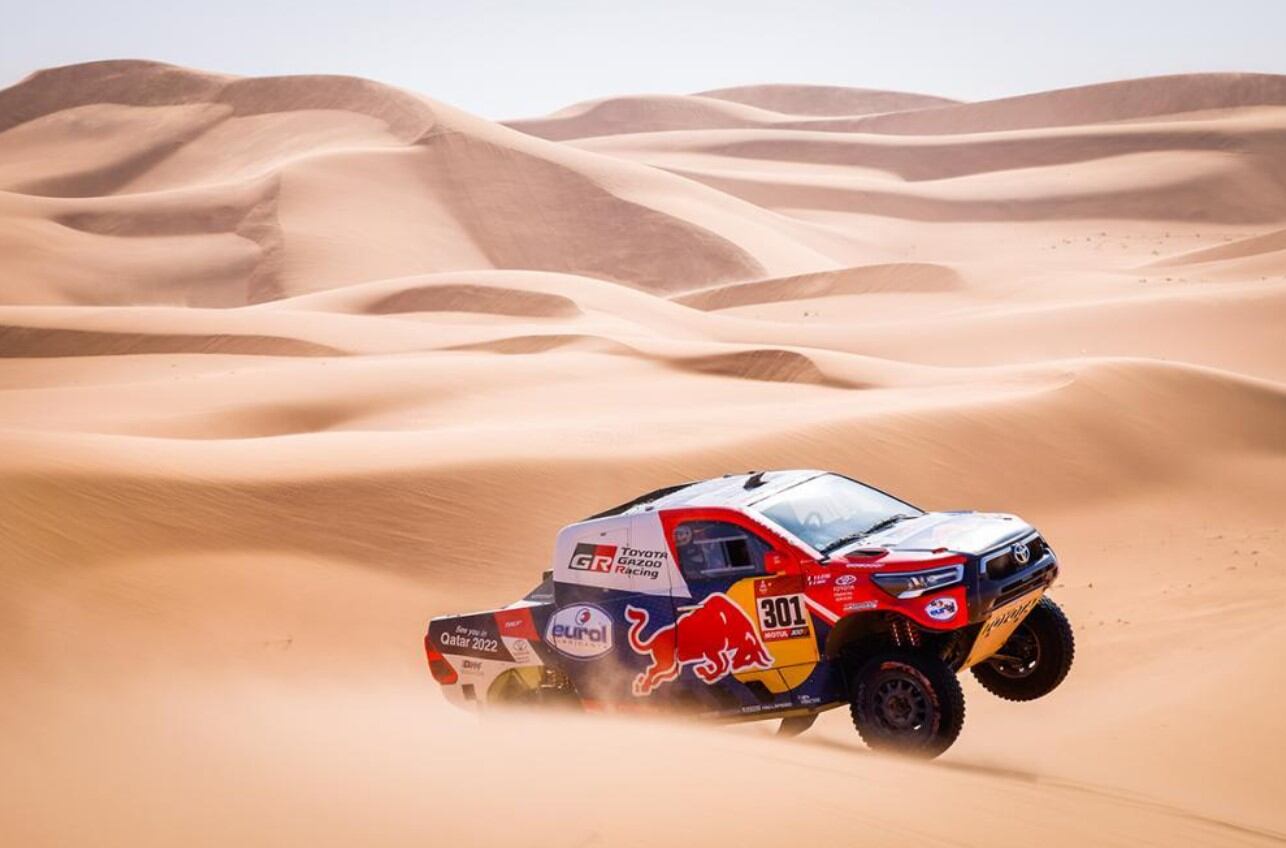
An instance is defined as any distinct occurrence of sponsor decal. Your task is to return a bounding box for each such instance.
[807,573,832,587]
[569,543,616,573]
[439,623,503,657]
[979,593,1042,640]
[843,600,879,613]
[613,546,669,580]
[461,659,483,675]
[925,597,958,622]
[624,594,772,696]
[493,607,540,641]
[568,542,669,581]
[755,593,810,642]
[830,572,860,602]
[507,638,533,664]
[545,604,613,659]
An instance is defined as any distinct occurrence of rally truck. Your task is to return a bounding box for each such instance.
[424,470,1074,758]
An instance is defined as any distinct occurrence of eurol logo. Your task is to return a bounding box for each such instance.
[546,604,613,659]
[925,596,958,622]
[569,543,616,573]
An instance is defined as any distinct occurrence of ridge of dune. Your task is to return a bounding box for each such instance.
[696,83,960,116]
[514,73,1286,140]
[505,84,962,141]
[785,72,1286,134]
[653,152,1286,224]
[1149,226,1286,267]
[0,61,852,304]
[671,347,853,388]
[363,283,582,318]
[0,323,342,358]
[574,113,1286,183]
[0,59,439,142]
[503,93,791,140]
[675,262,963,310]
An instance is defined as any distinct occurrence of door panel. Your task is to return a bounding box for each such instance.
[742,574,820,693]
[660,516,823,714]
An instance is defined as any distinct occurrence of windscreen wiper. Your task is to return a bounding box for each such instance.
[862,513,916,537]
[820,513,916,554]
[819,532,867,555]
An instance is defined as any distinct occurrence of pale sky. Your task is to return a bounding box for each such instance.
[4,0,1284,119]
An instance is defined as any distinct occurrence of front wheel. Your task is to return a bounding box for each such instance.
[849,649,965,759]
[971,595,1074,702]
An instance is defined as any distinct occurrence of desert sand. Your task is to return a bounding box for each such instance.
[1,61,1284,846]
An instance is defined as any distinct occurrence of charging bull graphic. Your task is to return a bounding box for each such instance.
[624,593,773,696]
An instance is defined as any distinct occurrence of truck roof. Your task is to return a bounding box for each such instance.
[585,469,825,520]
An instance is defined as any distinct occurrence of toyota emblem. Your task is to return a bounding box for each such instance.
[1012,542,1031,565]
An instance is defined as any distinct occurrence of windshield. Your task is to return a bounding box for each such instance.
[754,474,922,554]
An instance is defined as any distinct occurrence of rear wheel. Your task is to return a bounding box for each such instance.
[488,668,580,709]
[849,649,965,759]
[971,596,1074,702]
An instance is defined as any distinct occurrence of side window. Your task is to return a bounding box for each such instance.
[673,521,772,581]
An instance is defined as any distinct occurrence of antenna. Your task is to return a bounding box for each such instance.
[744,471,767,490]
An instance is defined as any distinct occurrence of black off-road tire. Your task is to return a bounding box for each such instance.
[848,649,965,759]
[971,595,1074,702]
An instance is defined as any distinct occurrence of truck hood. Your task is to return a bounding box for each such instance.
[848,511,1032,556]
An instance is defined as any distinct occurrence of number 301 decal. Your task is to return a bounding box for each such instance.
[757,594,809,641]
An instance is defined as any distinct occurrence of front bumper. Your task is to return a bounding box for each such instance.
[966,532,1059,624]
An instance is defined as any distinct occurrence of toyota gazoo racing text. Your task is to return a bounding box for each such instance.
[425,470,1074,757]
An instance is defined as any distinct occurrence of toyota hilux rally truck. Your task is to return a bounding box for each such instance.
[425,470,1074,757]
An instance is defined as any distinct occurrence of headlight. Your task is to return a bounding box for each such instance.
[871,564,964,599]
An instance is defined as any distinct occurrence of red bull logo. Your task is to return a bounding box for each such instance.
[624,594,773,696]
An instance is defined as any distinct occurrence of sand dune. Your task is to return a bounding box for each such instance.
[503,93,795,140]
[517,74,1286,139]
[676,262,963,309]
[777,72,1286,134]
[505,85,959,142]
[362,282,582,318]
[0,61,854,306]
[2,61,1285,847]
[1150,226,1286,267]
[696,83,959,116]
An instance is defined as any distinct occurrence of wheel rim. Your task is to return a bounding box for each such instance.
[988,623,1041,678]
[866,665,936,740]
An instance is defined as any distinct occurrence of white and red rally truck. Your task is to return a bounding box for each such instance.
[426,470,1073,757]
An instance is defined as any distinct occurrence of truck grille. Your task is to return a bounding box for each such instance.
[984,536,1048,580]
[993,562,1057,608]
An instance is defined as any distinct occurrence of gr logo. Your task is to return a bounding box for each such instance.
[569,543,617,573]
